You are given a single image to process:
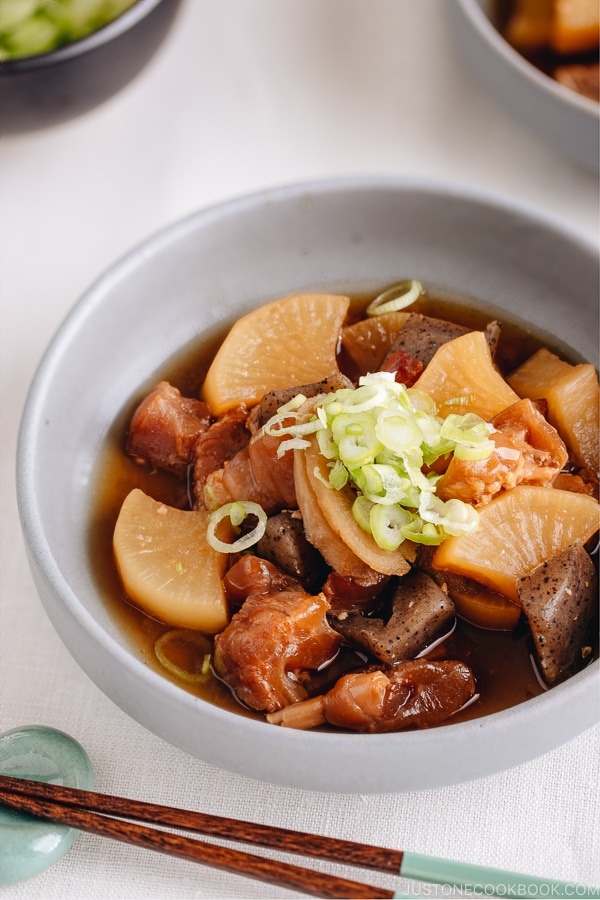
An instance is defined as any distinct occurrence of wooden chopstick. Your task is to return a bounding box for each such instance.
[2,775,597,898]
[0,774,398,874]
[0,777,393,899]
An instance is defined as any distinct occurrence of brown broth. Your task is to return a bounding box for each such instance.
[89,287,594,730]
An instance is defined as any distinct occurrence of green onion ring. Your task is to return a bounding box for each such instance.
[207,501,267,553]
[155,630,213,684]
[366,279,423,316]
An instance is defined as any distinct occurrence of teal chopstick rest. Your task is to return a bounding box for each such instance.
[397,851,600,898]
[0,725,94,884]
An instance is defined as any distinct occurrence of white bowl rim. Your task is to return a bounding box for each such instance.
[16,174,600,792]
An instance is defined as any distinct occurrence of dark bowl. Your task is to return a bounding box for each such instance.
[0,0,183,134]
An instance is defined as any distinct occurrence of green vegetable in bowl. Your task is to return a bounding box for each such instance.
[264,372,490,549]
[0,0,137,61]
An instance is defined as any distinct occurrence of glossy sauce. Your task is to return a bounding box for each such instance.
[89,288,591,728]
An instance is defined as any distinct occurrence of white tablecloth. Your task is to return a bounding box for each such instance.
[1,2,598,898]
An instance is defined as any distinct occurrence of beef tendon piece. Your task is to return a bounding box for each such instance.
[223,555,301,606]
[213,589,341,713]
[437,397,569,507]
[126,381,212,476]
[255,510,328,591]
[322,569,390,614]
[270,660,476,732]
[518,540,599,686]
[331,570,455,664]
[323,661,475,732]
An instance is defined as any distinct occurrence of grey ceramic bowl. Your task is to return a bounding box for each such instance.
[17,177,599,793]
[447,0,600,173]
[0,0,182,134]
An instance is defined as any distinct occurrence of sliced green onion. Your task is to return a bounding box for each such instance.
[228,501,248,527]
[202,482,219,512]
[316,426,338,459]
[352,495,374,532]
[154,630,213,684]
[360,464,411,505]
[303,370,487,548]
[441,412,492,444]
[366,279,423,316]
[375,409,423,455]
[277,393,308,414]
[353,464,385,496]
[207,501,267,553]
[440,412,494,461]
[421,439,455,466]
[370,503,412,551]
[331,411,376,444]
[406,388,438,415]
[360,370,405,397]
[453,441,496,461]
[264,411,322,438]
[413,410,443,448]
[395,481,422,509]
[329,459,349,490]
[401,517,445,546]
[338,432,380,469]
[334,382,388,414]
[418,492,479,536]
[276,436,311,457]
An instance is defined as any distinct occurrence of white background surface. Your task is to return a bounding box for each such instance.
[0,1,599,898]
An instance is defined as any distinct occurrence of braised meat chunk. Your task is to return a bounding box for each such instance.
[269,659,476,732]
[437,398,568,506]
[322,569,391,614]
[193,405,250,508]
[214,588,341,713]
[203,426,297,515]
[126,381,212,476]
[379,349,424,386]
[322,660,475,732]
[222,555,302,606]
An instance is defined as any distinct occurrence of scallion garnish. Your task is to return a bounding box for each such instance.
[308,372,490,546]
[366,279,423,316]
[206,501,267,553]
[208,370,492,555]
